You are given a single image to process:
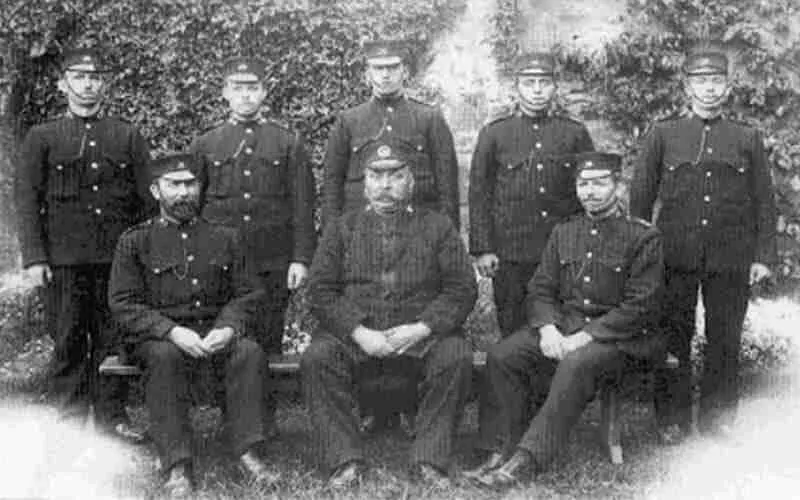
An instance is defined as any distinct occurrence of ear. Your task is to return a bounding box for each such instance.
[149,181,161,201]
[221,81,233,103]
[56,77,69,95]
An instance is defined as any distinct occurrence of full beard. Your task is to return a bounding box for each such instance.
[164,199,200,222]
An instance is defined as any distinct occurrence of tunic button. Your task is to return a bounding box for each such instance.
[91,162,99,169]
[187,254,195,262]
[707,147,713,154]
[273,160,280,165]
[539,187,546,193]
[417,145,423,151]
[214,161,221,166]
[243,192,251,200]
[244,169,251,176]
[195,300,201,307]
[92,185,99,192]
[507,164,514,170]
[706,171,712,177]
[586,252,593,258]
[703,195,711,202]
[701,219,708,226]
[120,163,127,169]
[541,210,548,217]
[243,214,251,222]
[590,229,598,236]
[181,232,188,240]
[386,125,393,132]
[352,147,358,152]
[533,123,539,130]
[704,125,711,131]
[154,268,161,274]
[85,123,92,130]
[88,140,96,147]
[191,278,199,285]
[585,317,591,323]
[535,142,542,149]
[584,276,591,283]
[387,107,394,113]
[245,147,253,155]
[537,163,543,171]
[583,298,591,305]
[56,165,63,171]
[94,208,102,215]
[245,128,253,134]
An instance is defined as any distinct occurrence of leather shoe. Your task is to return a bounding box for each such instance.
[409,462,451,489]
[163,463,192,499]
[462,452,504,479]
[327,460,365,489]
[474,450,532,490]
[239,449,280,486]
[657,423,687,446]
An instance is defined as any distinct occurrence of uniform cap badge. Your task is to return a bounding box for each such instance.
[377,145,392,158]
[238,63,248,71]
[82,55,92,62]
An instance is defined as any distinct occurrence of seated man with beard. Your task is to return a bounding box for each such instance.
[468,152,665,489]
[302,141,477,489]
[108,154,275,498]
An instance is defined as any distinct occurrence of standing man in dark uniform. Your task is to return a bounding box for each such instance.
[15,48,150,436]
[302,141,477,488]
[321,39,460,230]
[468,153,664,488]
[109,154,275,498]
[190,57,316,428]
[469,52,594,337]
[629,44,776,444]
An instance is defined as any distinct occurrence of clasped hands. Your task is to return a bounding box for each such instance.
[351,322,432,358]
[539,324,593,361]
[168,325,235,358]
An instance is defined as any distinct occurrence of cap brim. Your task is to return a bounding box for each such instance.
[366,56,404,66]
[65,64,111,73]
[159,170,197,181]
[577,169,615,180]
[366,159,407,171]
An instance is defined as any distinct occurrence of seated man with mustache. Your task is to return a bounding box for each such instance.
[468,152,665,488]
[108,154,275,498]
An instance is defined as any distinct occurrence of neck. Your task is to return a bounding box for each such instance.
[373,90,403,102]
[159,208,193,226]
[517,99,548,119]
[68,101,101,119]
[230,110,261,123]
[691,105,722,121]
[586,200,619,221]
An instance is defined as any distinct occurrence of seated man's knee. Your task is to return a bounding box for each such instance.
[428,336,472,372]
[230,337,266,367]
[299,336,342,374]
[140,341,184,370]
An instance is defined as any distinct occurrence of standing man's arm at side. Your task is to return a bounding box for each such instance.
[288,131,317,288]
[629,125,664,221]
[321,116,350,229]
[750,128,778,268]
[429,109,461,230]
[15,129,49,270]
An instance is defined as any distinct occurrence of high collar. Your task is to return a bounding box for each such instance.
[371,92,406,106]
[689,108,724,125]
[365,202,414,218]
[584,202,622,223]
[228,113,267,127]
[156,215,201,228]
[66,106,104,121]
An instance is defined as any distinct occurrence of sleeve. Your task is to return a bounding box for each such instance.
[429,109,461,230]
[307,218,369,338]
[584,229,664,341]
[468,126,496,256]
[129,127,155,220]
[575,123,595,152]
[750,129,778,266]
[629,125,664,221]
[213,230,265,335]
[526,226,564,330]
[321,115,350,230]
[289,132,317,265]
[15,129,49,268]
[108,231,178,344]
[418,219,478,334]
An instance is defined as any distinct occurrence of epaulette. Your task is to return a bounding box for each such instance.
[626,215,653,228]
[484,103,517,126]
[405,94,435,107]
[201,119,227,134]
[265,117,292,132]
[120,218,155,237]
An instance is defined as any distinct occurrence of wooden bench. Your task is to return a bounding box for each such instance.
[99,351,678,465]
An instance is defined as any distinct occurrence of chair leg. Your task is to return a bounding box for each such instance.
[600,384,624,465]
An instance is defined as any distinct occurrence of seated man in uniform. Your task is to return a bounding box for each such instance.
[108,154,275,498]
[302,141,477,488]
[468,152,665,488]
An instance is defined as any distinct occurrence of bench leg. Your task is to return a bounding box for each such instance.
[600,384,624,465]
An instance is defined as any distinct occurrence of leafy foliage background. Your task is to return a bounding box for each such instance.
[2,0,800,358]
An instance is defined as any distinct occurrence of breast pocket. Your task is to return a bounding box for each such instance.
[202,259,233,304]
[398,135,435,196]
[252,155,286,196]
[496,156,531,201]
[347,138,373,182]
[593,257,627,305]
[47,154,82,201]
[658,161,693,202]
[718,159,751,203]
[206,157,236,197]
[144,258,185,307]
[101,153,136,197]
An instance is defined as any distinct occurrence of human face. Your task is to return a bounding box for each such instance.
[59,69,107,108]
[364,166,414,212]
[150,175,202,222]
[223,79,266,119]
[366,60,406,97]
[576,173,618,214]
[685,73,729,113]
[516,75,556,111]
